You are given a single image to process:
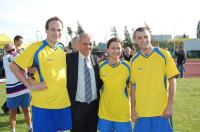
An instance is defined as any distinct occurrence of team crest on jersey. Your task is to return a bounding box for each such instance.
[46,58,53,61]
[101,74,107,77]
[137,67,143,70]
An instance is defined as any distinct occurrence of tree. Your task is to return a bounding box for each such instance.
[183,33,187,38]
[144,21,151,33]
[110,26,118,38]
[76,21,85,36]
[93,40,96,47]
[67,27,73,38]
[132,28,135,36]
[123,26,133,48]
[197,21,200,38]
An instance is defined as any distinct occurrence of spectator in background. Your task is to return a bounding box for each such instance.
[131,47,137,55]
[3,44,32,132]
[13,35,24,114]
[0,53,5,78]
[175,45,187,78]
[71,36,80,52]
[97,52,106,62]
[14,35,24,54]
[123,47,133,61]
[1,35,25,115]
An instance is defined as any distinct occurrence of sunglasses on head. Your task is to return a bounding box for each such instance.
[7,49,15,53]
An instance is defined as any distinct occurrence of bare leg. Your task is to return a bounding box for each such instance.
[22,107,32,125]
[9,108,17,130]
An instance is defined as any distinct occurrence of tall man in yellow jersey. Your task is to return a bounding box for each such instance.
[130,27,179,132]
[10,16,72,132]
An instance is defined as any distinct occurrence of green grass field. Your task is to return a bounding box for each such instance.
[0,78,200,132]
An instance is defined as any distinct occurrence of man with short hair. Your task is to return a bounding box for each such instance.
[130,27,179,132]
[14,35,24,54]
[175,45,187,78]
[10,16,72,132]
[71,36,80,52]
[66,33,102,132]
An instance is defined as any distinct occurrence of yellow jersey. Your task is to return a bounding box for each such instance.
[130,47,179,117]
[98,59,131,122]
[14,40,71,109]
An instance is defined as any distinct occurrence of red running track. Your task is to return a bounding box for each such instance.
[1,60,199,81]
[175,59,200,78]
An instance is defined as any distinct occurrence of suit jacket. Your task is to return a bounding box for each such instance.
[66,52,102,105]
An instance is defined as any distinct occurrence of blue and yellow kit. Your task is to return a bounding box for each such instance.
[14,40,71,109]
[99,59,131,122]
[130,47,179,117]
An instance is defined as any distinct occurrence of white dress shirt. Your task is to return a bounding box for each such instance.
[75,51,97,102]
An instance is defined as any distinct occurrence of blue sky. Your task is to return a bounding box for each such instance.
[0,0,199,45]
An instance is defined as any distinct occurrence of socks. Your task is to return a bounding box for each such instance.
[11,125,33,132]
[28,124,33,132]
[11,128,16,132]
[28,124,33,129]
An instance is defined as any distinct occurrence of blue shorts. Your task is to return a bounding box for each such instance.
[7,93,30,109]
[98,118,132,132]
[32,106,72,132]
[134,116,173,132]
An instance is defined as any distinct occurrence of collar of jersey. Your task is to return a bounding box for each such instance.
[108,60,120,68]
[141,49,154,58]
[45,40,58,50]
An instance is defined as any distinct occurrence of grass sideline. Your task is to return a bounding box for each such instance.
[0,78,200,132]
[187,58,200,60]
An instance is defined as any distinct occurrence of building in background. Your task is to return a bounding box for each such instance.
[152,35,172,41]
[184,38,200,58]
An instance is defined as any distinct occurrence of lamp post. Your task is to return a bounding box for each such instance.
[36,31,43,42]
[173,23,176,51]
[173,19,180,51]
[173,36,176,51]
[36,31,39,42]
[40,32,42,40]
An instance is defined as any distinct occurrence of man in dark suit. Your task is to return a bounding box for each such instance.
[66,33,102,132]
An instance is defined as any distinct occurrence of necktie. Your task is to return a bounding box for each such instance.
[84,58,92,104]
